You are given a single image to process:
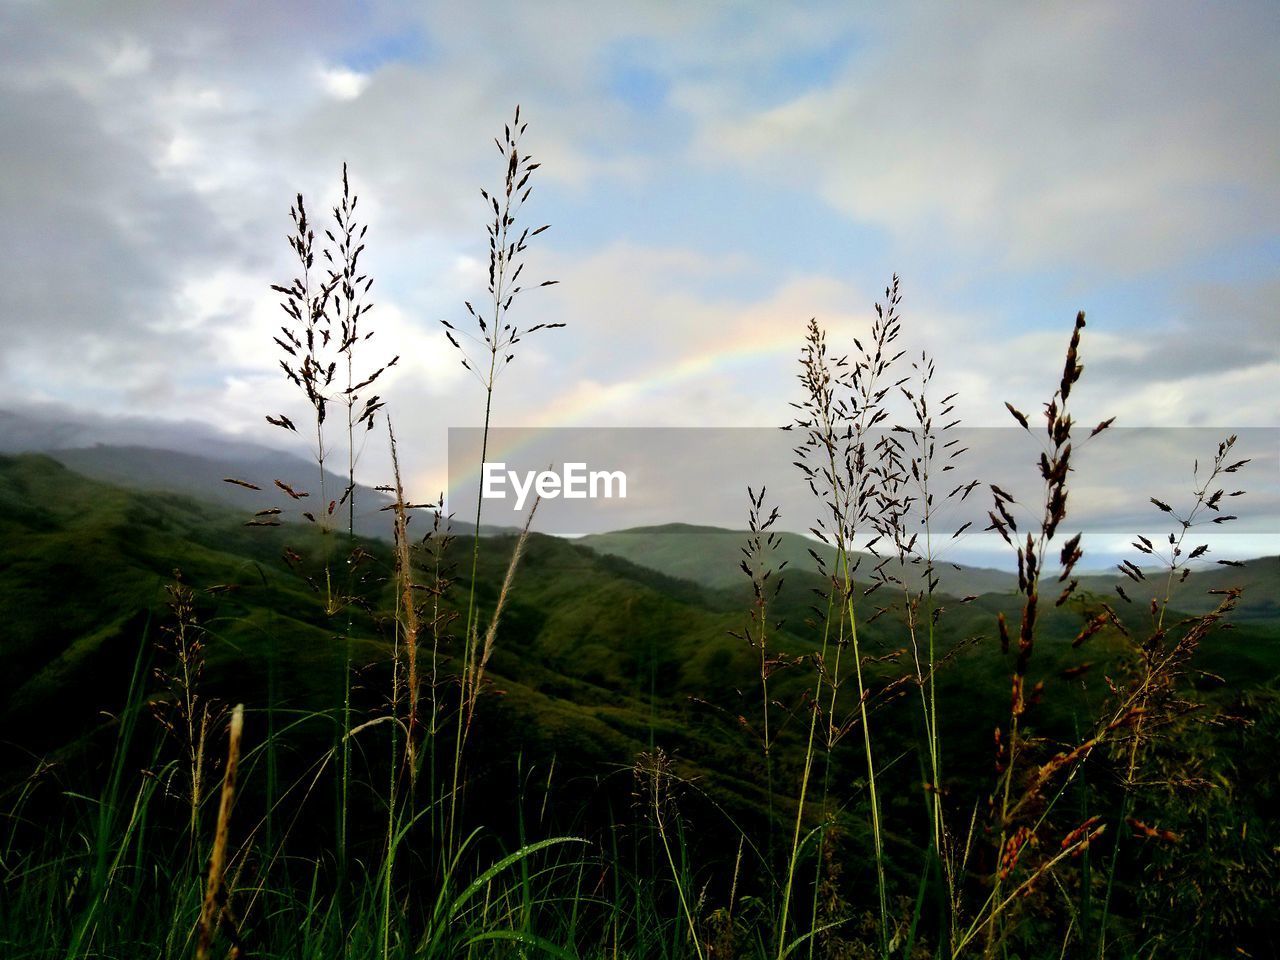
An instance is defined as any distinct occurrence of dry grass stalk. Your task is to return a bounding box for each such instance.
[260,165,395,606]
[268,192,338,583]
[773,278,907,957]
[260,164,395,874]
[446,105,562,690]
[978,311,1094,954]
[152,576,224,841]
[387,419,422,779]
[196,703,245,960]
[1086,436,1251,950]
[326,162,397,538]
[953,314,1249,955]
[806,280,905,949]
[465,493,541,737]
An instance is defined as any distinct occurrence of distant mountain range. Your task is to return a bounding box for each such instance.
[2,450,1277,795]
[580,523,1278,620]
[4,407,1274,615]
[579,522,1017,596]
[50,444,398,538]
[1,407,395,537]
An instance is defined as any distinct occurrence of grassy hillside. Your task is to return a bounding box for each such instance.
[1073,555,1280,622]
[579,522,1017,595]
[6,452,1276,800]
[0,455,814,807]
[3,453,1278,958]
[0,453,362,755]
[581,523,1280,626]
[50,443,396,538]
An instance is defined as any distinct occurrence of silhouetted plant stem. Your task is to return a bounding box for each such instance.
[441,107,561,859]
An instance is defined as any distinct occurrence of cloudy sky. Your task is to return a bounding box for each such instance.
[2,1,1277,538]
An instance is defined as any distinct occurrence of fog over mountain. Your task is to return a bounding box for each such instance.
[0,406,396,538]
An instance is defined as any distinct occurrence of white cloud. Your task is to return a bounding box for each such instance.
[318,65,369,101]
[685,1,1280,273]
[0,0,1274,501]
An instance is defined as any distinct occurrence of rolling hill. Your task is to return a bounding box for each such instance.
[2,449,1279,954]
[578,522,1017,595]
[5,454,1276,788]
[0,454,816,815]
[1073,556,1280,622]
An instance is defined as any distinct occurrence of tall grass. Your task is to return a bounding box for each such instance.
[0,109,1268,960]
[439,105,563,859]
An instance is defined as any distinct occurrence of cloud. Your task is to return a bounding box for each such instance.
[685,1,1280,274]
[0,83,229,393]
[0,0,690,411]
[0,0,1273,509]
[318,65,371,101]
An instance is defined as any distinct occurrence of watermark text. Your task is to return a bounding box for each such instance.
[481,462,627,511]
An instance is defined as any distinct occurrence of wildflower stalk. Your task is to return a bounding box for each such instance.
[983,312,1088,956]
[1094,434,1248,955]
[440,106,562,856]
[781,280,902,957]
[880,351,970,942]
[735,486,786,861]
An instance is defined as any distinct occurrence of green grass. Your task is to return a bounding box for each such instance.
[1,452,1278,958]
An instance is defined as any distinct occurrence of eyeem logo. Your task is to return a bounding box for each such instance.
[482,462,627,510]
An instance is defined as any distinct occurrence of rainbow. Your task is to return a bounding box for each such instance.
[438,326,807,512]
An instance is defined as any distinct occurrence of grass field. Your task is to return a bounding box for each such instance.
[2,112,1277,960]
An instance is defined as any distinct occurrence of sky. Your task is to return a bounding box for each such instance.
[1,1,1277,558]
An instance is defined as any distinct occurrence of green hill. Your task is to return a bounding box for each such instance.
[0,453,360,755]
[3,452,1279,955]
[0,455,814,813]
[1073,555,1280,623]
[578,522,1017,596]
[5,454,1277,775]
